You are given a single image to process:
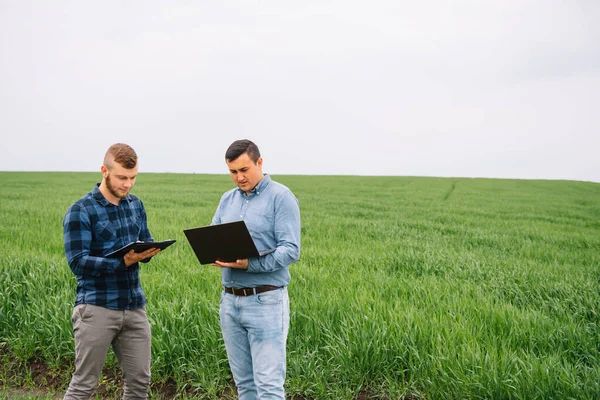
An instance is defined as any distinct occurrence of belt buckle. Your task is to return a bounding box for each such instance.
[227,287,259,296]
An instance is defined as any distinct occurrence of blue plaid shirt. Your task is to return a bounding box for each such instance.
[63,184,153,310]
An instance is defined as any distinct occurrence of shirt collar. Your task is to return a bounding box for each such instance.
[92,183,132,206]
[237,173,271,197]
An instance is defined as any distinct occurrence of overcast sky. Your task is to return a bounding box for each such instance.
[1,1,598,182]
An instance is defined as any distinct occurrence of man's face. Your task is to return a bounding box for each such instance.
[103,163,138,199]
[227,152,263,194]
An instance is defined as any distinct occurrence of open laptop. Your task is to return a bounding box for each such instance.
[183,221,275,265]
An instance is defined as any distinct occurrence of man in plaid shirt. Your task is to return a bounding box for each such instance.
[63,143,161,399]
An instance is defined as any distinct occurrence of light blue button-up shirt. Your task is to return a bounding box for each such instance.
[211,174,301,288]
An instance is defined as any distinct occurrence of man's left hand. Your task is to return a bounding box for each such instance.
[212,259,248,269]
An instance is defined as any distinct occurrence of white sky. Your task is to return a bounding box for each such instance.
[1,1,599,182]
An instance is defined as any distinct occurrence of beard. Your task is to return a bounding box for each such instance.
[105,173,129,199]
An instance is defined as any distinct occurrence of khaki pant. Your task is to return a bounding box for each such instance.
[63,304,151,400]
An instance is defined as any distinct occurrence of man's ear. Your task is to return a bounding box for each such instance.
[100,165,108,178]
[257,157,263,169]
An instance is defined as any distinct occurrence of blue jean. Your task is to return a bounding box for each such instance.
[220,287,290,400]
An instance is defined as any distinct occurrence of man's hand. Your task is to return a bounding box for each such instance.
[124,248,161,267]
[212,259,248,270]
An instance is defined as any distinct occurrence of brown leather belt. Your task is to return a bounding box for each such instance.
[223,285,281,296]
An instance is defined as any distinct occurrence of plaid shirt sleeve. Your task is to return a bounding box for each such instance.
[63,202,125,277]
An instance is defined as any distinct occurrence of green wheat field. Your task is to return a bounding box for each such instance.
[0,171,599,399]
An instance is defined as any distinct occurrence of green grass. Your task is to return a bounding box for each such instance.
[1,172,599,399]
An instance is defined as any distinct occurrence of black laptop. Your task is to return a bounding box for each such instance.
[183,221,275,265]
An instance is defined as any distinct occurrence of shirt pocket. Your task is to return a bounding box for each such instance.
[245,204,274,232]
[94,220,117,247]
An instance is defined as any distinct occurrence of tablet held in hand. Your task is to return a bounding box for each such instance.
[105,239,176,258]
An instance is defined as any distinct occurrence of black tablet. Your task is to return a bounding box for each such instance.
[105,239,176,258]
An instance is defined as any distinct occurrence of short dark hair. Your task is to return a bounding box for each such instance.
[225,139,261,163]
[104,143,138,169]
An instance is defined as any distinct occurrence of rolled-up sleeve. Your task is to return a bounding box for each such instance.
[247,190,300,273]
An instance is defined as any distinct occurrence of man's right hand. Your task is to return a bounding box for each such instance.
[124,248,161,267]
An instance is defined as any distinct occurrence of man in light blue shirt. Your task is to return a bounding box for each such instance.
[212,139,301,400]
